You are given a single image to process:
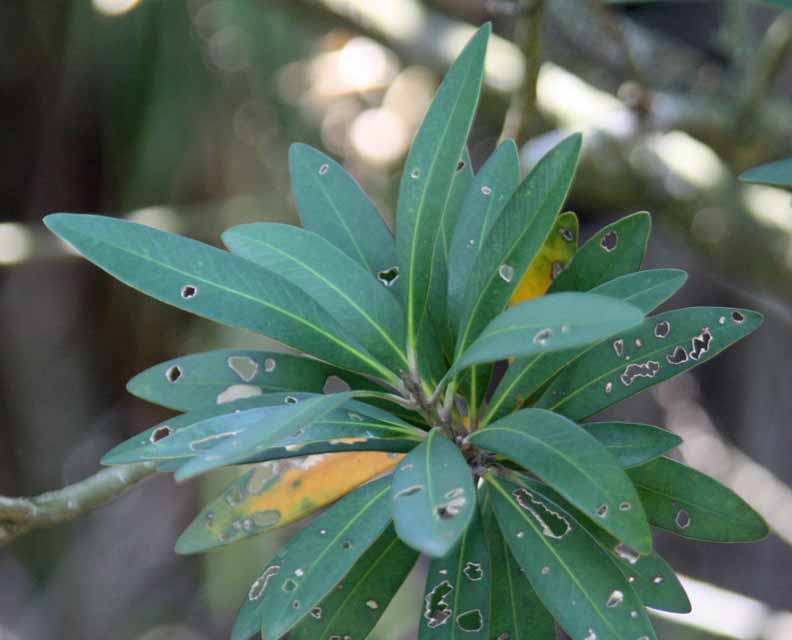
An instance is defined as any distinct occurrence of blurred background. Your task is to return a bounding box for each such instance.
[1,1,791,638]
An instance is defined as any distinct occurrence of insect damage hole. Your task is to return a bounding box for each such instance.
[732,310,746,324]
[675,508,691,530]
[533,328,553,345]
[318,163,329,176]
[463,562,483,582]
[228,356,258,382]
[165,364,182,383]
[689,327,713,361]
[654,320,671,339]
[377,266,400,287]
[614,543,640,565]
[150,425,173,443]
[481,185,492,196]
[395,485,424,498]
[559,226,575,242]
[613,339,625,357]
[248,566,280,601]
[180,284,198,299]
[436,489,467,519]
[310,607,322,619]
[512,488,572,539]
[456,159,466,172]
[600,230,618,252]
[620,360,660,386]
[424,580,454,629]
[666,346,688,365]
[456,609,484,632]
[216,384,262,404]
[606,590,624,608]
[498,264,514,283]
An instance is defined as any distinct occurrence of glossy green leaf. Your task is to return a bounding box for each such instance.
[223,223,408,374]
[739,158,792,187]
[483,268,686,425]
[536,306,763,421]
[230,476,393,640]
[396,24,489,359]
[471,409,651,552]
[523,478,690,614]
[391,428,476,557]
[549,211,651,293]
[480,489,555,640]
[177,452,403,554]
[420,506,490,639]
[126,349,377,412]
[629,457,769,542]
[448,140,520,330]
[486,474,657,640]
[289,143,398,277]
[455,135,581,363]
[44,214,391,380]
[174,393,356,480]
[449,292,643,377]
[582,422,682,469]
[290,524,418,640]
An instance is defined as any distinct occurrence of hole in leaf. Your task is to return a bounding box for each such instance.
[190,431,240,451]
[318,163,329,176]
[541,565,551,575]
[310,607,322,619]
[675,509,691,529]
[292,600,300,609]
[481,185,492,196]
[559,226,575,242]
[498,264,514,283]
[165,365,182,383]
[150,426,173,443]
[410,168,421,179]
[341,539,353,550]
[512,488,571,539]
[264,357,277,372]
[653,576,664,584]
[228,356,258,382]
[600,230,618,252]
[424,580,454,629]
[366,599,379,610]
[732,311,745,324]
[551,261,563,279]
[667,346,688,365]
[584,628,597,640]
[613,339,625,357]
[596,504,609,518]
[436,494,466,519]
[377,266,400,287]
[619,501,632,511]
[533,328,553,345]
[395,485,424,498]
[463,562,483,581]
[605,382,613,394]
[181,285,198,299]
[282,579,298,592]
[456,159,466,172]
[615,543,640,565]
[689,327,713,361]
[456,609,484,632]
[248,566,280,601]
[216,384,262,404]
[620,360,660,386]
[654,320,671,339]
[285,395,299,404]
[606,590,624,608]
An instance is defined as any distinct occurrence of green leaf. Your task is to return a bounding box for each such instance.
[430,147,475,357]
[739,157,792,187]
[470,409,652,553]
[396,24,489,358]
[549,211,651,293]
[223,222,408,373]
[289,143,398,277]
[483,269,687,424]
[449,292,644,377]
[521,478,690,613]
[629,457,769,542]
[230,476,393,640]
[486,474,657,640]
[176,451,403,554]
[391,428,476,557]
[43,214,392,381]
[448,140,520,331]
[126,349,378,412]
[174,393,356,480]
[455,135,581,363]
[289,524,419,640]
[535,306,763,421]
[419,506,490,639]
[582,422,682,469]
[481,489,555,640]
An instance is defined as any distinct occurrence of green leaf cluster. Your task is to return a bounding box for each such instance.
[44,24,768,640]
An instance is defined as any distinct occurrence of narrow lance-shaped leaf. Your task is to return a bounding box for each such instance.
[523,478,691,613]
[486,474,657,640]
[391,428,476,557]
[126,349,379,412]
[289,524,419,640]
[290,143,398,278]
[480,487,555,640]
[448,140,520,331]
[629,457,769,542]
[231,476,393,640]
[582,422,682,469]
[44,214,392,381]
[420,505,490,639]
[454,134,581,365]
[470,408,652,553]
[223,223,408,373]
[510,211,579,305]
[739,157,792,187]
[549,211,651,293]
[536,306,763,421]
[448,292,644,378]
[484,268,688,424]
[174,393,356,481]
[176,451,402,554]
[396,24,489,360]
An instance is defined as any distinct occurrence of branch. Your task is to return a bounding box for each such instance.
[0,462,158,545]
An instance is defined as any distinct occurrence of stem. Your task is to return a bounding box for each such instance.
[0,462,158,546]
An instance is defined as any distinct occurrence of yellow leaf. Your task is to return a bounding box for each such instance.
[510,211,578,305]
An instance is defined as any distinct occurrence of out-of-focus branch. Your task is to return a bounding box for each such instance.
[0,462,158,545]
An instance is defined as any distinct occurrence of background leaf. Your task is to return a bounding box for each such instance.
[391,428,476,557]
[289,524,419,640]
[549,211,651,293]
[44,214,390,380]
[471,409,652,553]
[176,451,402,553]
[536,307,763,420]
[486,474,657,640]
[231,476,393,640]
[582,422,682,468]
[629,457,769,542]
[739,157,792,187]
